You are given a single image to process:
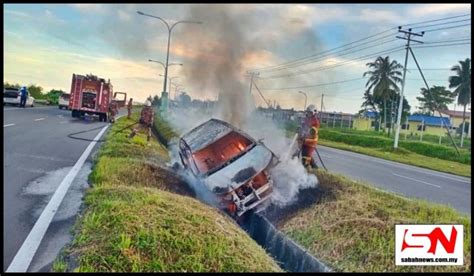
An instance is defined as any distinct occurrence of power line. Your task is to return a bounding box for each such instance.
[250,28,397,72]
[424,23,471,33]
[409,18,471,30]
[423,38,471,44]
[411,42,471,49]
[259,46,405,79]
[258,77,364,91]
[259,37,399,75]
[250,13,472,73]
[257,34,399,73]
[401,13,471,27]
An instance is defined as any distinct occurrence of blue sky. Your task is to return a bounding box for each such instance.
[4,4,471,113]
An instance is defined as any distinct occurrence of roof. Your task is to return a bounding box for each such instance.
[408,115,451,127]
[440,110,471,118]
[363,111,379,118]
[181,118,238,152]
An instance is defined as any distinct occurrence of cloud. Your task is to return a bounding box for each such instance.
[69,4,105,13]
[357,8,402,23]
[408,4,471,16]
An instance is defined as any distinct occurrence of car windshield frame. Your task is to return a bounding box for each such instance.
[189,132,256,177]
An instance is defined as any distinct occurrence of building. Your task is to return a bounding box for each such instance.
[440,109,471,132]
[353,111,379,131]
[404,115,452,136]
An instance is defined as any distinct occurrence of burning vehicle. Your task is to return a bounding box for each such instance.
[177,118,279,218]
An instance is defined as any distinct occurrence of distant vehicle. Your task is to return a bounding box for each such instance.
[68,73,127,122]
[58,93,70,110]
[177,118,279,218]
[3,87,35,107]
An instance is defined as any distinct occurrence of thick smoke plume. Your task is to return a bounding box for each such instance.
[174,4,257,127]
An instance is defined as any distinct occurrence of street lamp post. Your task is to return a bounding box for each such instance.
[298,91,307,111]
[137,11,202,115]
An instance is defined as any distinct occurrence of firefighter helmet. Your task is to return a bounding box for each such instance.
[145,100,152,107]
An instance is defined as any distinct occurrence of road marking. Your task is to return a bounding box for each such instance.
[320,146,470,183]
[392,173,441,188]
[34,118,45,121]
[59,121,68,124]
[6,124,110,272]
[4,123,15,127]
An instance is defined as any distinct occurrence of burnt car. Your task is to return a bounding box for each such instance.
[178,118,279,218]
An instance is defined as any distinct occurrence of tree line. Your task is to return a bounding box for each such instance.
[360,57,471,136]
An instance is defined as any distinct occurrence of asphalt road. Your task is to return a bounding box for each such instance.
[316,145,471,214]
[3,105,125,271]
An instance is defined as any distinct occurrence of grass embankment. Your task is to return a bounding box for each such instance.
[285,123,471,177]
[53,112,281,272]
[279,170,471,272]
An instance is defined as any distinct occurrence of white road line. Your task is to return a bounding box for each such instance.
[4,123,15,127]
[6,124,110,272]
[320,146,470,183]
[34,118,45,121]
[392,173,441,188]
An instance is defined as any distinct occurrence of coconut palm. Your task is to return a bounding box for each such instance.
[448,58,471,145]
[363,56,403,134]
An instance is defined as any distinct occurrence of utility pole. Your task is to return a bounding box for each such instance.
[394,26,424,148]
[404,116,408,140]
[420,119,424,142]
[247,71,260,95]
[439,118,443,145]
[320,93,324,112]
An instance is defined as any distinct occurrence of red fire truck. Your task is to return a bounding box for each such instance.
[68,73,127,122]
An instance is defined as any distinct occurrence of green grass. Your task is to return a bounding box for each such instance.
[57,111,281,272]
[279,170,471,272]
[319,139,471,178]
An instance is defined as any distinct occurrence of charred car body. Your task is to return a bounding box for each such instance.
[178,118,279,218]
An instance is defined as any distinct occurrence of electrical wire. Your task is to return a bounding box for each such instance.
[411,42,471,49]
[409,18,471,30]
[250,28,397,72]
[258,37,399,76]
[259,46,405,79]
[423,23,471,32]
[250,14,471,73]
[401,13,471,27]
[256,34,399,73]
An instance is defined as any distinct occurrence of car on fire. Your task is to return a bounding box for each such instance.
[177,118,279,218]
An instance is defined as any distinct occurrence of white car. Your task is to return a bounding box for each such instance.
[3,88,35,107]
[59,93,70,109]
[177,118,279,218]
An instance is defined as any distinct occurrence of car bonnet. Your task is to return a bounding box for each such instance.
[204,144,273,193]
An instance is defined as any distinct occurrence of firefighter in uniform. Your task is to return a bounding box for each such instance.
[127,98,133,119]
[298,105,320,169]
[128,100,154,142]
[108,99,119,123]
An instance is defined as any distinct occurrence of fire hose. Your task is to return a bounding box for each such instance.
[67,121,139,142]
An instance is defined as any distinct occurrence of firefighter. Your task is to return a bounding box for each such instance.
[298,106,320,169]
[128,100,154,142]
[108,99,119,123]
[127,98,133,119]
[301,125,319,169]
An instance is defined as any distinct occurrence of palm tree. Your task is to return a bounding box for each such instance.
[363,56,403,135]
[449,58,471,146]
